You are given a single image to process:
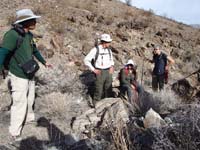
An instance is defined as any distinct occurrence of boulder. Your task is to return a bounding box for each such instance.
[72,98,129,133]
[143,108,166,128]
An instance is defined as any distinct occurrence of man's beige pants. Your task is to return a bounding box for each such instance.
[8,72,35,136]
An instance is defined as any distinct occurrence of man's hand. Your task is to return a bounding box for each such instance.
[45,63,53,68]
[109,66,114,74]
[165,65,169,71]
[93,69,101,75]
[131,84,136,90]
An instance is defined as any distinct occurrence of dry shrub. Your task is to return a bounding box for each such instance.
[152,89,180,112]
[104,16,115,26]
[140,9,154,18]
[125,0,132,6]
[48,10,67,34]
[108,120,132,150]
[75,27,89,41]
[181,61,196,74]
[117,9,154,30]
[123,9,135,20]
[44,92,69,117]
[33,5,47,15]
[6,14,15,25]
[63,0,96,13]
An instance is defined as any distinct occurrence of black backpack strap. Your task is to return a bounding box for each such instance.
[12,35,24,64]
[3,30,24,69]
[108,48,111,60]
[94,45,99,64]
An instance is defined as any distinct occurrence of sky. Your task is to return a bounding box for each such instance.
[120,0,200,25]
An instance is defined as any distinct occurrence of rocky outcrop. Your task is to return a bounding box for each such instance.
[71,98,129,133]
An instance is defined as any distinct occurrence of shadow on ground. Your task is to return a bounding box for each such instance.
[18,117,76,150]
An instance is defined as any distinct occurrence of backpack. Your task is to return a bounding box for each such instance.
[1,25,25,70]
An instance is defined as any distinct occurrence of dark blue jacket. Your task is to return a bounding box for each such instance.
[153,52,167,75]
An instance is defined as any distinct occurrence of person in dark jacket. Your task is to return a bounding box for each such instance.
[0,9,51,141]
[119,59,143,103]
[150,45,175,91]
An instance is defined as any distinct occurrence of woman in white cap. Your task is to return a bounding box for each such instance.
[84,33,114,107]
[0,9,51,140]
[119,59,143,104]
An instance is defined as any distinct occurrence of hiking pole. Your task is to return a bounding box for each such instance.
[140,58,144,86]
[169,68,200,87]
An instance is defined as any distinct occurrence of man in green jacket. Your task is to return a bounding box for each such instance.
[0,9,51,141]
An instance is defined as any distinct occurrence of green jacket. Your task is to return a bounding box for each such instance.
[0,29,46,79]
[119,67,137,87]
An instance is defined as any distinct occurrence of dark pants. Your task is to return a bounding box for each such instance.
[93,69,113,101]
[120,84,134,103]
[152,74,165,91]
[120,83,143,103]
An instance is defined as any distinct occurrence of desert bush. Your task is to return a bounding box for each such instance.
[140,9,154,18]
[181,61,196,74]
[63,0,96,13]
[152,89,180,112]
[107,120,132,150]
[48,10,67,34]
[6,14,15,25]
[43,92,69,117]
[123,9,135,20]
[75,27,89,41]
[33,5,47,15]
[117,14,153,30]
[125,0,132,6]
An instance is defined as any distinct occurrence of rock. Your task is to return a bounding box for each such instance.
[143,108,166,128]
[72,98,129,133]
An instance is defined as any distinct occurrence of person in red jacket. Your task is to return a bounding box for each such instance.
[119,59,143,103]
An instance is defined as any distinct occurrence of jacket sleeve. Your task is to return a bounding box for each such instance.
[0,47,10,71]
[84,47,97,71]
[33,48,46,65]
[120,69,131,86]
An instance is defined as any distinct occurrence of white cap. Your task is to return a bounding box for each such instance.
[100,34,112,42]
[14,9,41,24]
[126,59,135,66]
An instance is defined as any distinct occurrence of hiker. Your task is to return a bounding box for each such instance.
[119,59,143,103]
[0,9,51,140]
[149,45,175,91]
[84,33,114,105]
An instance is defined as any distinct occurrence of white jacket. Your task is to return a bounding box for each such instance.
[84,45,114,71]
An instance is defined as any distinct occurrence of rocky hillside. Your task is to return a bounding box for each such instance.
[0,0,200,149]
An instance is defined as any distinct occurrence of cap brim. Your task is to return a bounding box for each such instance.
[14,15,41,24]
[126,63,134,66]
[101,39,112,43]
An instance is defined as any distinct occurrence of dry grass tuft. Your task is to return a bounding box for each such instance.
[43,92,69,118]
[108,120,132,150]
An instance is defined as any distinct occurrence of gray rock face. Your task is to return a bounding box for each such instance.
[72,98,129,133]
